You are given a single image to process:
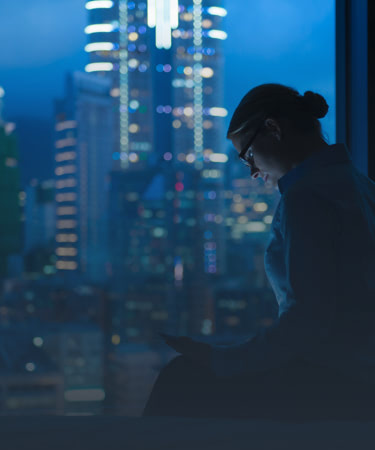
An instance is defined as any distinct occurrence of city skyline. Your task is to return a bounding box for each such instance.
[0,0,337,417]
[1,0,335,187]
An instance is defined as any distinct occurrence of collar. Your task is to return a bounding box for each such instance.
[277,143,351,195]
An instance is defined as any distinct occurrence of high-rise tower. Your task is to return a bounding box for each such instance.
[81,1,227,338]
[54,72,114,282]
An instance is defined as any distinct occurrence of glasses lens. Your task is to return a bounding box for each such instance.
[239,155,250,167]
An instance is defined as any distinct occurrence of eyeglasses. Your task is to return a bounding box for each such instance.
[238,120,264,175]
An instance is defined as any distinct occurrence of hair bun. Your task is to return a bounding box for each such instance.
[302,91,329,119]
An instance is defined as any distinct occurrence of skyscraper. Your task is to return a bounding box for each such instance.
[54,72,114,283]
[80,1,227,338]
[84,0,155,170]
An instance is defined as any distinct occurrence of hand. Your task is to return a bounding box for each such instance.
[159,333,212,369]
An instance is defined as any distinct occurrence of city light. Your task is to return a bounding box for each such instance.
[57,206,77,215]
[55,165,76,176]
[4,123,16,135]
[147,0,179,49]
[245,222,267,232]
[174,257,183,281]
[56,247,78,256]
[129,123,139,133]
[84,24,115,34]
[85,62,114,72]
[85,1,114,10]
[112,334,121,345]
[25,362,36,372]
[119,0,129,168]
[33,337,44,347]
[56,233,78,242]
[263,215,274,224]
[208,107,228,117]
[128,32,139,41]
[207,30,228,40]
[193,0,204,168]
[209,153,228,163]
[201,67,214,78]
[55,138,77,148]
[129,152,139,162]
[56,261,78,270]
[55,121,77,131]
[253,202,269,212]
[84,42,115,52]
[55,151,76,162]
[57,220,77,229]
[147,0,156,27]
[0,86,4,98]
[207,6,227,17]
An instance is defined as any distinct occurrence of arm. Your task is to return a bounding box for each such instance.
[210,188,340,378]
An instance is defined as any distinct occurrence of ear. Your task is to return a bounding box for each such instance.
[265,118,282,141]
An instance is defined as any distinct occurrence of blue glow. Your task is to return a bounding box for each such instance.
[128,2,135,9]
[156,64,164,72]
[138,25,147,34]
[204,231,213,239]
[203,47,215,55]
[112,152,120,160]
[128,43,136,51]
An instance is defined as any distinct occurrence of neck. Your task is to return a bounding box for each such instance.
[288,133,329,164]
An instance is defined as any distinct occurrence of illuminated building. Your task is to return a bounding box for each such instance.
[54,72,114,282]
[82,1,227,337]
[0,89,22,277]
[161,1,228,335]
[108,169,176,340]
[84,0,154,168]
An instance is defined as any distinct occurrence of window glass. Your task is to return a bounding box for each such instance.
[0,0,335,417]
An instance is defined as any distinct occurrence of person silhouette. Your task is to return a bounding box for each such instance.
[143,83,375,420]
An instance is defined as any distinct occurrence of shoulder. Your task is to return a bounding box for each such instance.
[281,183,329,214]
[279,184,338,235]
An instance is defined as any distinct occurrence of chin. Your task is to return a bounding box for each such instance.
[266,178,277,188]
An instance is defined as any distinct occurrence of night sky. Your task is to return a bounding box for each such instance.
[0,0,335,185]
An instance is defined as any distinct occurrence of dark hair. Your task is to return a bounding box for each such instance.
[227,83,329,140]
